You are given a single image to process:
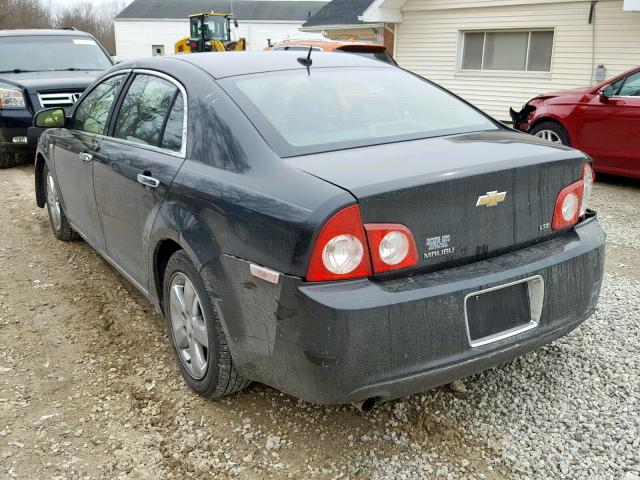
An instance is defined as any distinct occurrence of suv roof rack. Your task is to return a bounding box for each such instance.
[59,27,78,31]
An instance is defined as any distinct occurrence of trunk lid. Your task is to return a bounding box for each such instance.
[286,131,585,275]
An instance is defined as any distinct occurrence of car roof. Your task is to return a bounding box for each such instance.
[148,51,393,79]
[271,39,386,52]
[0,29,92,38]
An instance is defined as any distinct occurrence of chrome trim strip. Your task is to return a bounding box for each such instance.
[464,275,544,348]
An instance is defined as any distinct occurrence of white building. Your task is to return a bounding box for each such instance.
[115,0,327,60]
[309,0,640,121]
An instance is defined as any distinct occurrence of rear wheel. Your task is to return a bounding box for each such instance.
[163,251,250,398]
[44,165,78,241]
[0,146,16,169]
[529,121,571,146]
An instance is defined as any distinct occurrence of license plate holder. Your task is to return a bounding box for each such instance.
[464,276,544,347]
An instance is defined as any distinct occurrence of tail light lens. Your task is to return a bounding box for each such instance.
[364,224,418,274]
[552,162,594,231]
[306,205,372,282]
[306,206,419,282]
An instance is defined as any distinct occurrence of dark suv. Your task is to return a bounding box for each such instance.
[0,29,113,168]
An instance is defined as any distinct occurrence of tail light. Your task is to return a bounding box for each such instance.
[306,205,372,282]
[552,162,594,231]
[364,224,418,274]
[306,205,418,282]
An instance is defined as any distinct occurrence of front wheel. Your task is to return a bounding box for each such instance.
[529,121,571,146]
[43,165,78,241]
[163,251,250,398]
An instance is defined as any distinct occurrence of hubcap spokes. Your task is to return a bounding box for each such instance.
[169,273,208,379]
[46,173,62,231]
[535,129,562,144]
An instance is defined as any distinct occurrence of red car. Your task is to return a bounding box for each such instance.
[511,66,640,179]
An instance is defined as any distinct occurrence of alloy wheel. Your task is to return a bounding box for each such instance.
[534,129,563,144]
[169,272,209,379]
[46,173,63,232]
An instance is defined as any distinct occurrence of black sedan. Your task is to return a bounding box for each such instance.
[34,52,605,408]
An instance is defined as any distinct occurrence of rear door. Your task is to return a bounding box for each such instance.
[579,70,640,174]
[52,72,128,251]
[93,71,186,287]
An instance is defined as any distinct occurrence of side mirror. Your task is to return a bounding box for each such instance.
[234,19,239,28]
[34,108,66,129]
[112,55,122,64]
[600,85,615,99]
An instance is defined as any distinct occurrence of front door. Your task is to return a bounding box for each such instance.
[52,73,128,250]
[93,72,186,286]
[579,70,640,175]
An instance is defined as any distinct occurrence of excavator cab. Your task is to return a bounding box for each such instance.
[175,13,246,54]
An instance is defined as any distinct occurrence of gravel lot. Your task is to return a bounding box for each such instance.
[0,165,639,480]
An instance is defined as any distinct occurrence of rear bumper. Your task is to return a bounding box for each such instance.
[212,217,605,404]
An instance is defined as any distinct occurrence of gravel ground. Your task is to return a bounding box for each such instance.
[0,166,639,480]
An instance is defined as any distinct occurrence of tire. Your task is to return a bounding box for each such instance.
[43,164,78,241]
[0,146,16,169]
[529,121,571,146]
[163,250,250,398]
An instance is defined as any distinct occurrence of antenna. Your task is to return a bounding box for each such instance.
[297,46,313,74]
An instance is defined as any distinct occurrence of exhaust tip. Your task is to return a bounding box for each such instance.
[352,397,377,413]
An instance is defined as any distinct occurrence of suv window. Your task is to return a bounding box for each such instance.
[114,74,179,148]
[619,71,640,97]
[72,74,126,135]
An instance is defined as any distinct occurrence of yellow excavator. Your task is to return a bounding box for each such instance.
[175,13,246,54]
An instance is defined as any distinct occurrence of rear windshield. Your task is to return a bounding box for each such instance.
[220,67,498,157]
[0,36,112,73]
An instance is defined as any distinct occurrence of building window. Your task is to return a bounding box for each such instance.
[152,45,165,56]
[461,30,554,72]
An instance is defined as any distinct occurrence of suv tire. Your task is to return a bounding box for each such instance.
[0,147,16,169]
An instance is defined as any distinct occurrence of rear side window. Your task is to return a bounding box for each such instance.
[72,74,126,135]
[220,67,497,157]
[114,74,179,148]
[160,95,184,151]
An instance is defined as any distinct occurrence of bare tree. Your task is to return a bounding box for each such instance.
[0,0,124,55]
[0,0,53,29]
[55,1,125,55]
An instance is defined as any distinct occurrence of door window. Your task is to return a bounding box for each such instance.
[113,74,179,147]
[72,74,126,135]
[618,72,640,97]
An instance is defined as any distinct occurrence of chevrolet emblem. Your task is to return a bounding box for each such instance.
[476,191,507,207]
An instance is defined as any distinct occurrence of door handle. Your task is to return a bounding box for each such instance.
[79,152,93,162]
[137,174,160,188]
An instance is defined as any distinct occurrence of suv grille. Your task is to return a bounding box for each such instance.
[38,92,83,108]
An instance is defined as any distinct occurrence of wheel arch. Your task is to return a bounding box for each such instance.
[149,201,224,311]
[529,116,572,145]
